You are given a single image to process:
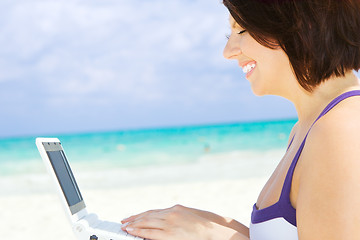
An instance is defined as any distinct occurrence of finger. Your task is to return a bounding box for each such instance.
[123,207,174,224]
[122,209,159,223]
[121,214,139,224]
[124,217,166,231]
[126,227,167,240]
[122,205,180,224]
[122,215,167,232]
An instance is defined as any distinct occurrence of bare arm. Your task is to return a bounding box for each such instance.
[186,206,249,237]
[121,205,249,240]
[296,116,360,239]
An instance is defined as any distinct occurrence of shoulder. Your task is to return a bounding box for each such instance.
[302,94,360,178]
[296,95,360,238]
[297,95,360,184]
[308,95,360,156]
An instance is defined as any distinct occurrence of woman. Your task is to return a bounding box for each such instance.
[121,0,360,239]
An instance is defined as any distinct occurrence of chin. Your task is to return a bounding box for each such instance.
[250,84,268,96]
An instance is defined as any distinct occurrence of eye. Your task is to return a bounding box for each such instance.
[226,30,246,40]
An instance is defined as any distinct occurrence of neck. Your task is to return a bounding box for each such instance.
[288,71,360,128]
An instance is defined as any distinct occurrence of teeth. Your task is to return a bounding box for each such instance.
[242,63,256,73]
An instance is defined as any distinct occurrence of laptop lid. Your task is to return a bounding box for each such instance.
[36,138,88,223]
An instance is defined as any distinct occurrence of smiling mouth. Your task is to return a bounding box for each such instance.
[242,63,256,73]
[240,61,257,79]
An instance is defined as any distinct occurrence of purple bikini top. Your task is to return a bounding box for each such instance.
[251,90,360,227]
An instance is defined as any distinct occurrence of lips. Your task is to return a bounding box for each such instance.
[239,61,257,78]
[245,64,256,78]
[239,60,257,69]
[243,63,256,73]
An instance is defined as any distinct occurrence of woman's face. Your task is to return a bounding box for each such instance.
[223,16,296,97]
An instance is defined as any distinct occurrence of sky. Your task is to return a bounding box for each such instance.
[0,0,340,138]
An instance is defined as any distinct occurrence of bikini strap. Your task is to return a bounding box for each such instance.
[286,134,295,151]
[280,90,360,202]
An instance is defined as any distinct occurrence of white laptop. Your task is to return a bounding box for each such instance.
[36,137,144,240]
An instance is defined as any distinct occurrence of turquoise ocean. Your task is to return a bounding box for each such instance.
[0,119,296,176]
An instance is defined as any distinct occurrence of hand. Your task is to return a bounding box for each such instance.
[121,204,213,240]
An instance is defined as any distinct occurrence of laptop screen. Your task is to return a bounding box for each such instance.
[46,149,86,214]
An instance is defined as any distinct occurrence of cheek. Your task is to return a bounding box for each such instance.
[253,53,291,94]
[260,48,291,76]
[241,37,258,56]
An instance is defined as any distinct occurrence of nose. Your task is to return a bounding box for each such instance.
[223,37,242,60]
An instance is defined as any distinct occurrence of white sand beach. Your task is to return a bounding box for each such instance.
[0,150,284,240]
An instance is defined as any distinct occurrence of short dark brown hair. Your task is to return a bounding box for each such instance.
[223,0,360,91]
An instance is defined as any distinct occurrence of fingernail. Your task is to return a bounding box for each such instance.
[126,227,134,232]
